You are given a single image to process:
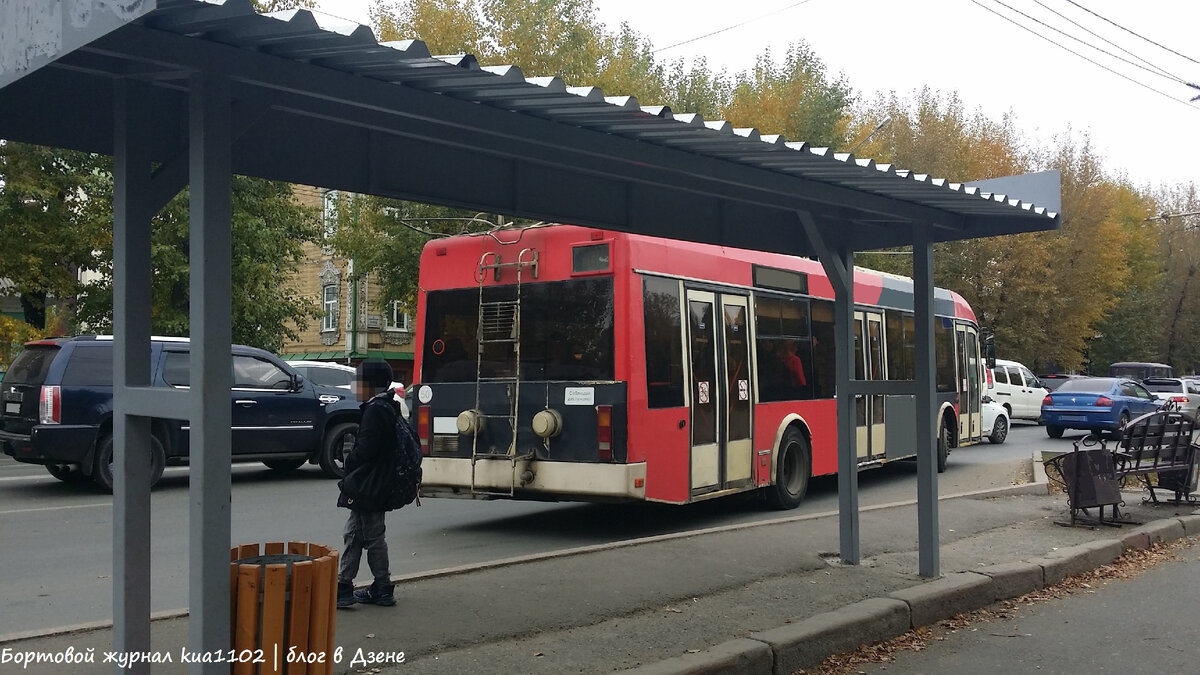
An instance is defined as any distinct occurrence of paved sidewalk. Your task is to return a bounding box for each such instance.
[3,456,1198,674]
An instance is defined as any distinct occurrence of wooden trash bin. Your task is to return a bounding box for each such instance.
[230,542,338,675]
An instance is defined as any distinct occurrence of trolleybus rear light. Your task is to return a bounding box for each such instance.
[417,405,432,454]
[596,405,613,461]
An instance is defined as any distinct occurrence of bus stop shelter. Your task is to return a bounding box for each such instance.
[0,2,1059,670]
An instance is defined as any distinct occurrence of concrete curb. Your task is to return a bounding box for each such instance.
[634,513,1196,674]
[749,598,909,675]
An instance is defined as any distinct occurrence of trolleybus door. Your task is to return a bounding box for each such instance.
[956,323,983,442]
[854,310,886,461]
[686,290,720,492]
[721,295,753,487]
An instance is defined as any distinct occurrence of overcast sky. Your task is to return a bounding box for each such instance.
[312,0,1200,189]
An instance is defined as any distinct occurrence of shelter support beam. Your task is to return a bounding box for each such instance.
[913,223,939,578]
[799,211,859,565]
[187,70,234,668]
[112,76,154,675]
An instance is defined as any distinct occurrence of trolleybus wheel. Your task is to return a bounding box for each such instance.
[937,420,950,474]
[766,427,810,510]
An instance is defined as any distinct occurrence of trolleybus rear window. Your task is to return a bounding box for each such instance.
[422,278,615,383]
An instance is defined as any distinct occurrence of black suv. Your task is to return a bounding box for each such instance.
[0,336,361,490]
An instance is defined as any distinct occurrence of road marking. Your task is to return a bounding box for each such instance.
[0,502,111,516]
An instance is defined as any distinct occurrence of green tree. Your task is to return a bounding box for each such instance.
[1148,185,1200,372]
[372,0,489,56]
[0,142,111,330]
[723,44,853,149]
[661,57,730,118]
[326,194,505,317]
[76,177,323,352]
[481,0,607,81]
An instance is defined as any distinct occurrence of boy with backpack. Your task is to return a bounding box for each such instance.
[336,359,421,608]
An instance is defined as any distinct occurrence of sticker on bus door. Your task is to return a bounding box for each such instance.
[698,381,710,404]
[738,380,748,401]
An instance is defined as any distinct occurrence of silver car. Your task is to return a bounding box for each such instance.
[1141,377,1200,418]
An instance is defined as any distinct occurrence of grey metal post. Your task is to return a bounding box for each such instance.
[832,245,858,564]
[112,76,154,674]
[913,224,939,577]
[188,70,233,666]
[797,212,859,564]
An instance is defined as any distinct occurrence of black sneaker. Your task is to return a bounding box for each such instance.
[353,582,396,606]
[336,582,357,609]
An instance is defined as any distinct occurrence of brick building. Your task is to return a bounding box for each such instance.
[279,185,416,384]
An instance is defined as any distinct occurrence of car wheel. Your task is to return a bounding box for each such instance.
[1109,410,1130,439]
[262,458,306,472]
[319,422,357,478]
[937,420,950,473]
[988,415,1009,444]
[765,427,810,510]
[1046,425,1064,439]
[45,463,89,483]
[93,433,167,492]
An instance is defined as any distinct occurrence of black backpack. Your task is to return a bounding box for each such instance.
[390,410,423,510]
[338,395,423,512]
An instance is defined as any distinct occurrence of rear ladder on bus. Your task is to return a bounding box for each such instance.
[471,247,538,496]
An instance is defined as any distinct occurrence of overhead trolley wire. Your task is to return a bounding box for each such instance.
[1060,0,1200,66]
[969,0,1199,110]
[991,0,1193,87]
[652,0,816,56]
[1033,0,1183,84]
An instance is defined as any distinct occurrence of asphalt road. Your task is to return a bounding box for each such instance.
[0,421,1052,638]
[858,537,1200,674]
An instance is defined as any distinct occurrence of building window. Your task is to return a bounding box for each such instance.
[322,284,339,332]
[385,300,410,332]
[322,190,339,253]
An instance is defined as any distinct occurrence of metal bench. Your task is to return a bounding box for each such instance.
[1111,408,1198,505]
[1044,408,1198,527]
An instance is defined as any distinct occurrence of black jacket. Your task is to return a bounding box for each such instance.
[337,392,399,511]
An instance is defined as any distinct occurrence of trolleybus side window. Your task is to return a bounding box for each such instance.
[642,276,685,408]
[935,319,957,392]
[755,295,814,402]
[809,300,835,399]
[885,311,916,381]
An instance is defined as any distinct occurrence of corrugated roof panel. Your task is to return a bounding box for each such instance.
[70,1,1058,226]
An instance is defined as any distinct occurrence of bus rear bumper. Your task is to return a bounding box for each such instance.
[420,456,647,501]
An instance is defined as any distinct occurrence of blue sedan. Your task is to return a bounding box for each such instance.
[1041,377,1162,438]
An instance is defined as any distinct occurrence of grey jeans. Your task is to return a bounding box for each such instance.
[339,510,390,585]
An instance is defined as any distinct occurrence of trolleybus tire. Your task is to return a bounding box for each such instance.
[766,427,810,510]
[936,421,950,474]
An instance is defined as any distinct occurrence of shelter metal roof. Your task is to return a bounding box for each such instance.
[0,0,1059,257]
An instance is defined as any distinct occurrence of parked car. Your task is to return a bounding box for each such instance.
[989,358,1046,421]
[981,396,1009,444]
[1038,373,1087,391]
[1108,361,1173,380]
[0,336,361,490]
[1040,377,1162,439]
[289,360,355,389]
[288,361,410,416]
[1140,377,1200,418]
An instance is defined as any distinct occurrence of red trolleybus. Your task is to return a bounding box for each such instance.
[411,224,985,509]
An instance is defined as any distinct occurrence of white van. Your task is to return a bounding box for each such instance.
[989,358,1047,421]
